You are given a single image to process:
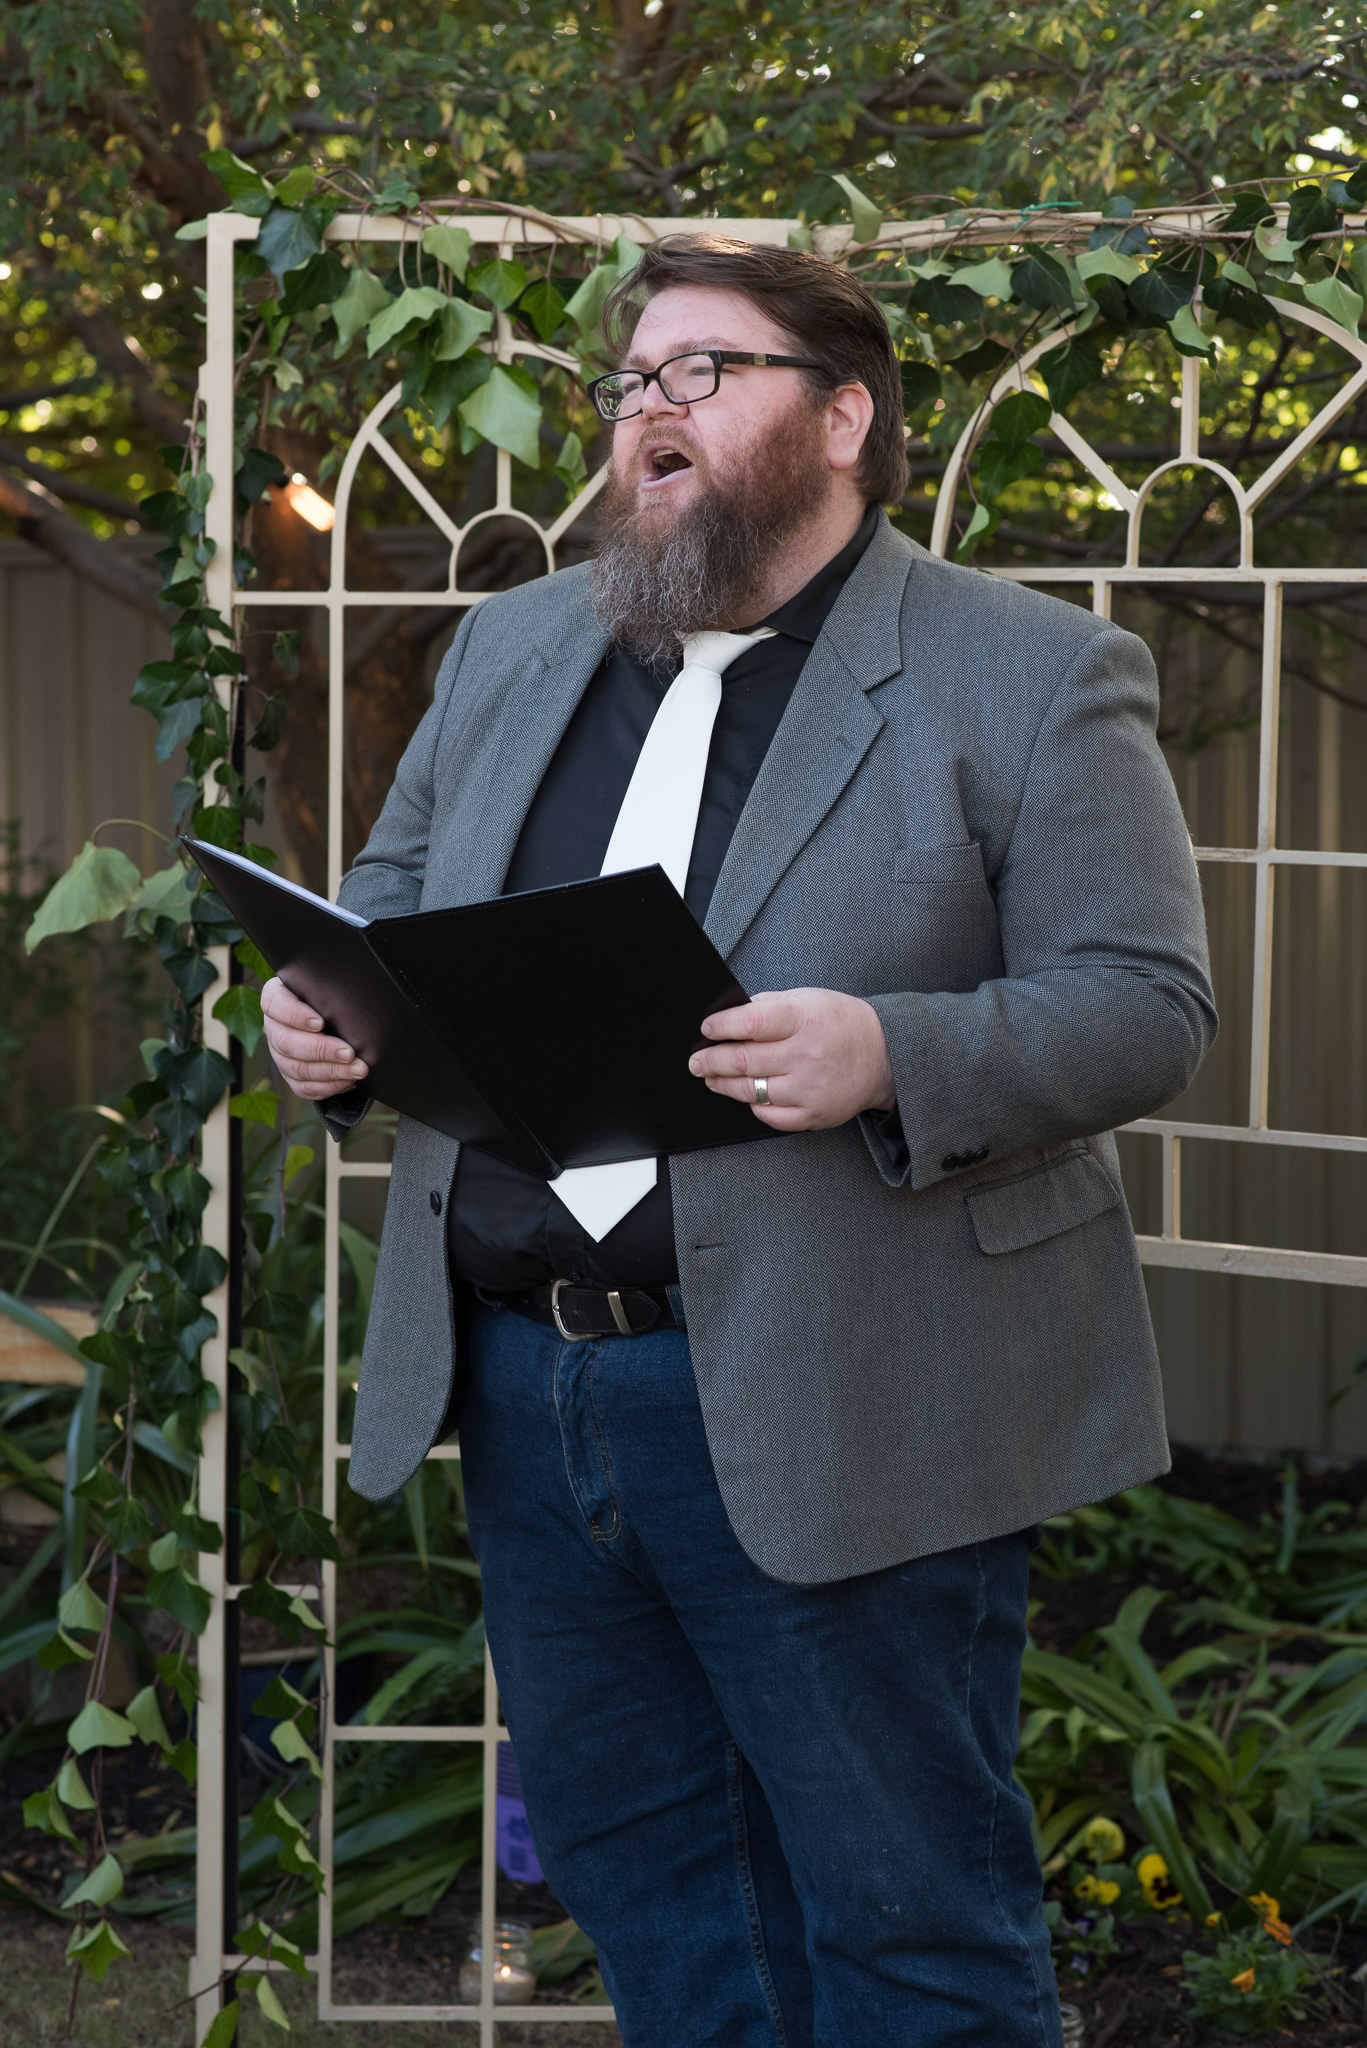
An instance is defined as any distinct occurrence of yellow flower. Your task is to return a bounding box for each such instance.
[1231,1967,1256,1994]
[1082,1816,1125,1863]
[1248,1892,1294,1945]
[1137,1852,1183,1912]
[1073,1873,1121,1906]
[1264,1915,1294,1947]
[1205,1913,1222,1928]
[1247,1891,1279,1920]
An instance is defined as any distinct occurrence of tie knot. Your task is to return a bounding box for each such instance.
[678,628,776,680]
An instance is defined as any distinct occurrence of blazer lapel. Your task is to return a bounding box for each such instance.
[705,518,912,961]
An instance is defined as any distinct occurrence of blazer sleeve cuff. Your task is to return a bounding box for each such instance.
[318,1086,372,1143]
[857,1102,912,1188]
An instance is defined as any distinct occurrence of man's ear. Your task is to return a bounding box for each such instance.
[826,381,875,474]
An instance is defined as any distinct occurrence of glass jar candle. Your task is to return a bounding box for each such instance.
[1059,2004,1085,2046]
[458,1919,537,2004]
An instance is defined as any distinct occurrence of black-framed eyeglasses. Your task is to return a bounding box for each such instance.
[586,348,825,422]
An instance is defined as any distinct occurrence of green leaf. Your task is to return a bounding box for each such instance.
[68,1700,136,1754]
[1205,276,1275,332]
[1076,244,1141,285]
[990,390,1051,448]
[365,284,448,356]
[1287,182,1341,245]
[1220,191,1277,233]
[1255,221,1301,264]
[900,360,941,416]
[24,1785,76,1842]
[1038,336,1104,411]
[203,2004,241,2048]
[469,257,528,310]
[271,1719,322,1777]
[57,1758,97,1811]
[57,1578,106,1635]
[1128,262,1193,322]
[65,1919,132,1983]
[279,248,346,316]
[156,1649,200,1715]
[283,1143,314,1189]
[433,297,494,361]
[458,362,542,468]
[175,218,209,242]
[612,233,643,276]
[104,1495,155,1554]
[1167,303,1213,356]
[554,430,587,493]
[1304,274,1364,336]
[126,1684,172,1750]
[239,1923,309,1979]
[257,205,323,284]
[951,256,1014,300]
[329,267,393,349]
[786,224,813,253]
[230,1083,279,1128]
[954,502,997,563]
[521,279,567,341]
[977,441,1044,499]
[256,1675,312,1723]
[203,148,275,209]
[830,172,882,245]
[1011,245,1073,311]
[909,275,983,325]
[276,167,318,206]
[213,984,264,1056]
[148,1530,180,1572]
[62,1851,124,1910]
[24,841,143,953]
[257,1973,291,2027]
[124,861,196,938]
[36,1628,94,1671]
[421,223,472,279]
[146,1564,212,1633]
[564,262,620,335]
[275,1504,341,1562]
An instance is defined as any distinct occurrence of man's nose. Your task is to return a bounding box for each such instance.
[639,375,687,419]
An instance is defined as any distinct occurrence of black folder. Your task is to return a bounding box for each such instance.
[183,838,763,1177]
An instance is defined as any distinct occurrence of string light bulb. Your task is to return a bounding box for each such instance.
[279,473,336,531]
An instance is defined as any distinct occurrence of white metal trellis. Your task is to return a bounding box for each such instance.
[192,208,1367,2043]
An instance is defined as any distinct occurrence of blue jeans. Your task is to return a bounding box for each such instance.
[459,1296,1061,2048]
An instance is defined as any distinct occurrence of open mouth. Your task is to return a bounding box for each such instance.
[641,444,695,486]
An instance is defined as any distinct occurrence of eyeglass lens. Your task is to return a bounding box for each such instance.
[597,352,719,418]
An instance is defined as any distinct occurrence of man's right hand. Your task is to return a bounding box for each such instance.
[262,977,369,1101]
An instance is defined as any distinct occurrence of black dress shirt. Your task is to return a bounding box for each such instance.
[448,504,878,1291]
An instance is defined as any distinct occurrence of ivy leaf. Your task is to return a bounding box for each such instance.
[234,938,273,980]
[421,223,472,279]
[256,1675,313,1725]
[555,430,587,494]
[213,984,264,1056]
[954,502,998,563]
[1128,263,1193,323]
[146,1564,212,1633]
[829,172,882,245]
[1010,246,1073,311]
[977,440,1044,498]
[1076,245,1141,286]
[329,267,392,350]
[148,1529,180,1572]
[1254,221,1302,265]
[65,1919,132,1983]
[274,1504,342,1562]
[1167,304,1213,357]
[230,1083,280,1129]
[68,1700,137,1754]
[365,284,448,356]
[235,446,288,511]
[57,1578,107,1635]
[521,279,567,341]
[1038,336,1104,411]
[37,1627,94,1670]
[899,360,941,416]
[458,362,542,468]
[433,297,494,361]
[238,1923,310,1979]
[251,691,290,753]
[103,1494,156,1554]
[951,256,1014,300]
[1286,183,1340,245]
[283,1142,314,1188]
[202,148,275,214]
[257,205,323,284]
[420,352,491,431]
[24,842,143,953]
[1219,191,1276,233]
[57,1758,97,1811]
[1304,275,1364,336]
[469,257,528,309]
[124,862,196,938]
[909,275,983,325]
[563,262,620,336]
[24,1785,77,1842]
[256,1974,291,2028]
[276,166,318,207]
[174,1506,223,1552]
[270,1719,322,1777]
[159,1044,235,1119]
[278,247,346,317]
[157,1650,201,1715]
[72,1464,122,1507]
[990,390,1051,448]
[126,1684,173,1750]
[156,695,205,764]
[203,2001,241,2048]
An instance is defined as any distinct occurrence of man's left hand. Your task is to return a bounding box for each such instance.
[689,989,896,1131]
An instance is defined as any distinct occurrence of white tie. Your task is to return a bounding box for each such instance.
[549,629,775,1241]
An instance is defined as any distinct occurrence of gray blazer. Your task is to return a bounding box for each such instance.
[333,516,1216,1585]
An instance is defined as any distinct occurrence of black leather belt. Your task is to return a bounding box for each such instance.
[487,1280,680,1342]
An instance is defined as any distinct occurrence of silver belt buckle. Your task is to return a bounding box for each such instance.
[551,1277,592,1343]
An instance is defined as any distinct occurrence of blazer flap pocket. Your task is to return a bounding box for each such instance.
[894,842,985,887]
[967,1152,1121,1256]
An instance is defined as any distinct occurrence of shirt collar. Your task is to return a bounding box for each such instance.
[758,502,880,645]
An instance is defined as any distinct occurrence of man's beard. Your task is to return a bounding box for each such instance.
[590,402,833,670]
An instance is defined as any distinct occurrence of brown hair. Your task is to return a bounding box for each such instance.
[601,233,909,507]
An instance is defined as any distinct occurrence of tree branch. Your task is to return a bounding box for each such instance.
[0,440,145,522]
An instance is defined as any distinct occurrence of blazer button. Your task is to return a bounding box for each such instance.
[970,1146,990,1164]
[429,1190,443,1216]
[941,1153,966,1172]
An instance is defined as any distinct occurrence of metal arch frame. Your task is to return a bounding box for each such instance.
[930,297,1367,1291]
[192,207,808,2046]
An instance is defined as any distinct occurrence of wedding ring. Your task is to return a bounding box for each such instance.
[753,1077,770,1107]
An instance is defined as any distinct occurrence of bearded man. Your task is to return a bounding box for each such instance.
[263,235,1215,2047]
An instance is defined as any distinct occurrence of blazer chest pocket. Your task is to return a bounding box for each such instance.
[966,1149,1121,1256]
[894,842,987,889]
